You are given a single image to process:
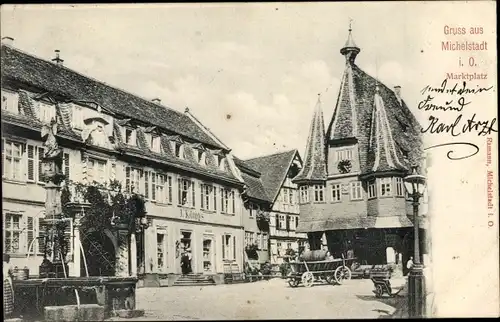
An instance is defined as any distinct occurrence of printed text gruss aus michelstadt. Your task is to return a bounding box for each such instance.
[441,40,488,51]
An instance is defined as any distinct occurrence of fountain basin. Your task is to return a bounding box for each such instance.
[12,277,143,320]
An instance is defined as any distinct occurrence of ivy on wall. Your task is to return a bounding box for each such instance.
[61,179,146,236]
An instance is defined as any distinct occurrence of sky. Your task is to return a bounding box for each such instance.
[0,2,495,159]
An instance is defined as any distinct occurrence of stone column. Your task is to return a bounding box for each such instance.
[115,229,130,277]
[130,232,137,277]
[71,217,82,277]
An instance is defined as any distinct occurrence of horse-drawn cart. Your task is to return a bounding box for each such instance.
[287,250,355,288]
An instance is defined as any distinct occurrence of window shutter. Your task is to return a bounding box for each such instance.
[222,235,225,260]
[38,147,45,182]
[125,166,130,193]
[27,145,35,181]
[177,178,182,205]
[167,176,172,203]
[27,216,34,253]
[231,191,235,214]
[200,183,205,209]
[275,215,279,230]
[232,236,236,260]
[191,181,195,207]
[64,153,70,181]
[213,187,217,211]
[151,173,156,201]
[286,216,290,231]
[144,171,150,199]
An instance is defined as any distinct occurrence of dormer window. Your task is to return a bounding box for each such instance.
[144,132,152,148]
[170,141,184,159]
[1,89,19,114]
[72,104,84,130]
[219,157,226,171]
[198,150,207,166]
[124,128,136,146]
[151,136,161,153]
[38,101,56,124]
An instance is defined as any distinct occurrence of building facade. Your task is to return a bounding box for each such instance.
[234,158,272,265]
[293,28,428,274]
[245,150,308,265]
[1,39,246,280]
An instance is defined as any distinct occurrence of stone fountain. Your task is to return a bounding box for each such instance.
[12,119,144,321]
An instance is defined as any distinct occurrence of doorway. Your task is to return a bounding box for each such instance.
[202,236,215,274]
[81,230,116,277]
[180,231,192,275]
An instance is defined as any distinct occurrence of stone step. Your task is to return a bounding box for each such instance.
[172,283,216,287]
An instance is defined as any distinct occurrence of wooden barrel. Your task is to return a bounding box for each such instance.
[298,250,328,261]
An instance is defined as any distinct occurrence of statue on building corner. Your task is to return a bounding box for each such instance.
[41,118,63,161]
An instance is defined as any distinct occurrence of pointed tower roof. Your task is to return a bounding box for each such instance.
[325,24,423,175]
[293,95,327,183]
[367,85,407,172]
[340,21,360,64]
[326,26,360,141]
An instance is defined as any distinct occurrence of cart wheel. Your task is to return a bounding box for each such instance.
[334,266,351,285]
[375,284,384,298]
[288,278,299,288]
[301,272,314,288]
[343,267,352,280]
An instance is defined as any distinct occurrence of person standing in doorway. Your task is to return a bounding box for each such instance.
[406,256,414,270]
[3,254,14,318]
[181,251,190,275]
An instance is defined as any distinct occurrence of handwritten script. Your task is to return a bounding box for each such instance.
[419,79,497,160]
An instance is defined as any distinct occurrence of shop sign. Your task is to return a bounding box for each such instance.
[180,208,204,222]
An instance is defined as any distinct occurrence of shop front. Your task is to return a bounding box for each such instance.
[139,204,244,284]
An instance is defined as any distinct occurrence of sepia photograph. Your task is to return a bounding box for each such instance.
[1,2,498,321]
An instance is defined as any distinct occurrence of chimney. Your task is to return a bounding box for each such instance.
[151,98,161,104]
[394,86,402,104]
[52,50,64,66]
[1,37,14,46]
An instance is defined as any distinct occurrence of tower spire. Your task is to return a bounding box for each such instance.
[340,19,360,64]
[293,96,327,183]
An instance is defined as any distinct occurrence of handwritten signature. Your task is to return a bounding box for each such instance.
[420,79,493,96]
[419,79,495,160]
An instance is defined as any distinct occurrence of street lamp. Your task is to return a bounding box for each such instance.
[404,166,427,318]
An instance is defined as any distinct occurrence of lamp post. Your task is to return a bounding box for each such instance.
[404,166,427,318]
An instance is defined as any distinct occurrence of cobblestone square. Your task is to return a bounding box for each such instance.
[110,278,406,320]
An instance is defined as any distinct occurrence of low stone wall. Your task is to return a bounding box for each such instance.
[45,304,105,321]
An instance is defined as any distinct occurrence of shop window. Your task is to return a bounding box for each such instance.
[157,232,168,272]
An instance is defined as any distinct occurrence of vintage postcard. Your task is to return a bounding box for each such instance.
[1,2,498,320]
